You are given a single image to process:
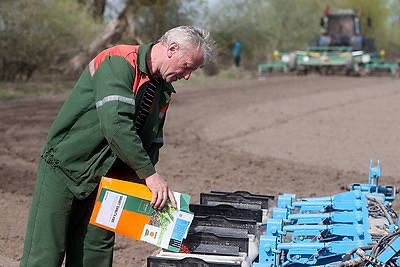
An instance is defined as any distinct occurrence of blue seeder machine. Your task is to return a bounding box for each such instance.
[148,160,400,267]
[254,160,398,267]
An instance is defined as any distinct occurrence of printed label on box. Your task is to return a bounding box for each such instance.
[95,190,127,229]
[141,200,194,252]
[141,224,161,244]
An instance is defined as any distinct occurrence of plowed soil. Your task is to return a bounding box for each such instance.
[1,75,400,266]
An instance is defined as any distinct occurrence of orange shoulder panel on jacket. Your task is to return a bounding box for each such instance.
[88,45,139,76]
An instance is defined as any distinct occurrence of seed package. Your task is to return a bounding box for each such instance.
[89,177,193,252]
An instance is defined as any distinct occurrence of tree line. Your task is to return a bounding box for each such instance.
[1,0,399,81]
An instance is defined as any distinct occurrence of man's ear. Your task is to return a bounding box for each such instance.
[167,42,179,58]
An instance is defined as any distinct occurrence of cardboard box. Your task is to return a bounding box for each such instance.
[89,177,193,252]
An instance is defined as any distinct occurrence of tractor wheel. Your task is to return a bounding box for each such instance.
[288,52,297,72]
[345,54,354,75]
[392,65,400,78]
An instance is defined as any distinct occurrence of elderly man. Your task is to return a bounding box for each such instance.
[20,26,216,267]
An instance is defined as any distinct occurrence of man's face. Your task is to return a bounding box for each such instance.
[161,42,204,83]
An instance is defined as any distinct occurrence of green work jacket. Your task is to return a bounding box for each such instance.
[40,44,175,200]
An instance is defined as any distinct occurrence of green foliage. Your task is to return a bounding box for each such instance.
[0,0,102,81]
[132,0,207,43]
[386,0,400,58]
[263,0,327,52]
[203,0,327,67]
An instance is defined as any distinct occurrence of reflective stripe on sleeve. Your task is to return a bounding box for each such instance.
[96,95,135,108]
[89,59,96,76]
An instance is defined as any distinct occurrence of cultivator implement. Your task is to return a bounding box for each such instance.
[360,52,400,77]
[147,160,400,266]
[259,48,399,77]
[294,46,355,75]
[257,52,294,75]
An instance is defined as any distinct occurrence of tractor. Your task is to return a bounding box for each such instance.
[258,8,399,77]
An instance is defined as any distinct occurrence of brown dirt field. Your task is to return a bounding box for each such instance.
[1,75,400,266]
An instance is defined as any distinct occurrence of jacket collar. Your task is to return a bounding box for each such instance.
[138,43,176,94]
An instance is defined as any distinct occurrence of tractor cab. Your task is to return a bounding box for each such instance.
[318,9,364,50]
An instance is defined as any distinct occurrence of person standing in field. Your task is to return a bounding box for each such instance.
[232,39,242,67]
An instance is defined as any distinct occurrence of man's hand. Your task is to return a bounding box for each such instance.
[144,172,177,210]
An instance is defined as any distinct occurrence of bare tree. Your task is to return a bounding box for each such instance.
[67,0,152,76]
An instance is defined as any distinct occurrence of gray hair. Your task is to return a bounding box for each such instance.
[158,26,216,67]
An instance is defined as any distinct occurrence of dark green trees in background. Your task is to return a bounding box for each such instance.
[0,0,203,81]
[0,0,103,81]
[1,0,399,81]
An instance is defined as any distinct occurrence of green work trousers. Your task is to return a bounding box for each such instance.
[20,159,115,267]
